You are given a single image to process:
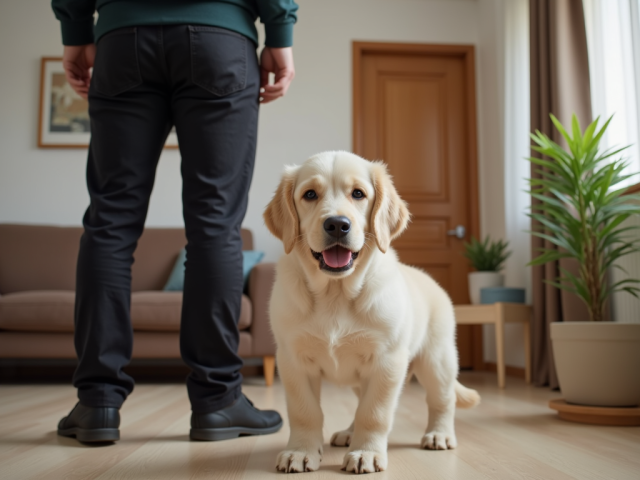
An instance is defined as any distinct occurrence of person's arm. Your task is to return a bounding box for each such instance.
[51,0,96,46]
[256,0,298,103]
[51,0,97,99]
[256,0,298,48]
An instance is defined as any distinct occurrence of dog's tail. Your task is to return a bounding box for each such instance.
[455,381,481,408]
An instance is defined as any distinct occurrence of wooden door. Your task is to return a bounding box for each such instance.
[353,42,482,369]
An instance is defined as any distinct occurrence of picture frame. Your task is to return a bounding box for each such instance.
[38,57,89,148]
[38,57,178,149]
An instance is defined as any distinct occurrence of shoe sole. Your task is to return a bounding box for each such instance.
[190,420,283,441]
[57,427,120,443]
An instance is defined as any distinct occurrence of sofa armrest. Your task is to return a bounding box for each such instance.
[247,262,277,357]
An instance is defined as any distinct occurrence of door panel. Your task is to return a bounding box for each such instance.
[354,43,481,369]
[382,75,447,199]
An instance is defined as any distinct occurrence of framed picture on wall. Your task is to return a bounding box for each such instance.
[38,57,90,148]
[38,57,178,149]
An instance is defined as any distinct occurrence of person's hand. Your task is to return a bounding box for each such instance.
[259,47,295,103]
[62,44,96,99]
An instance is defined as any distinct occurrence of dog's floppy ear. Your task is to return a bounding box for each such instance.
[370,161,410,253]
[264,166,300,254]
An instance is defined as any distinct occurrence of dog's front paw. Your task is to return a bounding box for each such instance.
[276,449,322,473]
[330,429,353,447]
[341,450,387,474]
[421,431,457,450]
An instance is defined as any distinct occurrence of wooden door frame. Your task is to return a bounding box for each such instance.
[352,41,484,371]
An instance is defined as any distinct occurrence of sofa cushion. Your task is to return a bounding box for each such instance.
[163,249,265,291]
[131,292,252,331]
[0,291,253,333]
[0,291,75,332]
[130,291,182,332]
[0,225,255,294]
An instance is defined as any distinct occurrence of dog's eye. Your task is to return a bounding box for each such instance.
[352,189,365,199]
[304,190,318,200]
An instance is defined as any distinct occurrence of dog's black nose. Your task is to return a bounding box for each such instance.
[324,216,351,238]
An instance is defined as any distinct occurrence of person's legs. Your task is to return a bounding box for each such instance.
[164,25,260,413]
[72,27,173,409]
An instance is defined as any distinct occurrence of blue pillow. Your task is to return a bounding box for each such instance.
[163,249,187,291]
[163,249,264,291]
[242,250,265,286]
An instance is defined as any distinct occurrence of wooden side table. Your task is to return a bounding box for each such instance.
[454,303,532,388]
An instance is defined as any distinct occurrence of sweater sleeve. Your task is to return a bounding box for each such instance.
[51,0,97,45]
[256,0,298,48]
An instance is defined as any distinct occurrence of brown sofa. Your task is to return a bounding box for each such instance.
[0,224,277,385]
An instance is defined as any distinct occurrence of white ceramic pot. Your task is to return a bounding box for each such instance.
[468,271,504,304]
[551,322,640,407]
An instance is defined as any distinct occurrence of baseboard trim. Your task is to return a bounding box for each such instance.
[484,362,525,379]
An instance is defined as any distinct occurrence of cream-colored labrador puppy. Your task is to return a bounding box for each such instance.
[264,151,480,474]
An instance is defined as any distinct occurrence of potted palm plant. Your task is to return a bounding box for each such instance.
[463,236,511,304]
[528,114,640,407]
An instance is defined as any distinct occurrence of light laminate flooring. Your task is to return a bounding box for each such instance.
[1,372,639,480]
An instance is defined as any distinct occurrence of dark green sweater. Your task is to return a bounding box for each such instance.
[52,0,298,47]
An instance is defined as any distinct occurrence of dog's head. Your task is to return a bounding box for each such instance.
[264,151,410,278]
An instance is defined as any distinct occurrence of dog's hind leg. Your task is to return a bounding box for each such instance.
[330,387,360,447]
[413,344,459,450]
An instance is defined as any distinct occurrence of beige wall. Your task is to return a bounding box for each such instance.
[0,0,529,367]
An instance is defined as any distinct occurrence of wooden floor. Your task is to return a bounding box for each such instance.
[1,372,639,480]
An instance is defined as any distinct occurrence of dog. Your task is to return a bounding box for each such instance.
[263,151,480,474]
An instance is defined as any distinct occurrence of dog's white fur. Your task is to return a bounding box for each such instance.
[264,151,480,474]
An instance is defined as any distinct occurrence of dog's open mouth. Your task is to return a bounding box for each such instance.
[311,245,359,272]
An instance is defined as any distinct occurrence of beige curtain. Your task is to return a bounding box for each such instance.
[530,0,592,388]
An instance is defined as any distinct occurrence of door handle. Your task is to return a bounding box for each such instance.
[447,225,466,240]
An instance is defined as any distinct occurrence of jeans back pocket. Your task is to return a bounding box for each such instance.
[93,28,142,96]
[189,26,248,97]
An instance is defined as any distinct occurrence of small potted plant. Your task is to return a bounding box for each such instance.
[528,114,640,407]
[463,236,511,304]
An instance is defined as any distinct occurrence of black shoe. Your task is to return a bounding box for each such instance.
[57,403,120,443]
[190,394,283,441]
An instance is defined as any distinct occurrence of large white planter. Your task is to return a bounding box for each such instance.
[551,322,640,407]
[468,272,504,304]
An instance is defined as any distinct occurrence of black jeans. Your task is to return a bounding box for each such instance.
[73,25,260,413]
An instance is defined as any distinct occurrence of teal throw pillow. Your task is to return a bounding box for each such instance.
[163,249,264,291]
[163,249,187,291]
[242,250,265,286]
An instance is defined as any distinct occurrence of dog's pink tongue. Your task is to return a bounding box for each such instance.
[322,246,352,268]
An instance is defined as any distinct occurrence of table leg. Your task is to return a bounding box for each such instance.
[524,317,532,384]
[495,303,506,389]
[263,355,275,386]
